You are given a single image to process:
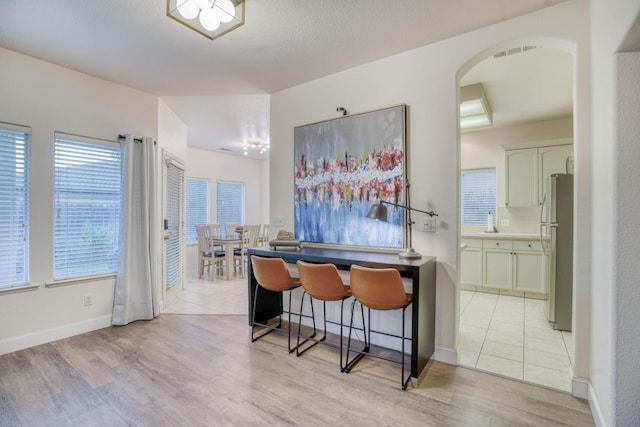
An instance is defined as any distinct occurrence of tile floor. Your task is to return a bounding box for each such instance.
[458,290,574,392]
[163,266,248,315]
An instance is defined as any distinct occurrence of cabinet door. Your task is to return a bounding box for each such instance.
[513,250,546,293]
[538,145,573,205]
[505,148,538,207]
[483,249,511,289]
[461,247,482,287]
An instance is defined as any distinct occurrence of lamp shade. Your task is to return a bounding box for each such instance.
[366,203,388,222]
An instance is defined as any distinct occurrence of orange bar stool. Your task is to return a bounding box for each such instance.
[250,255,312,353]
[295,261,365,370]
[345,264,413,390]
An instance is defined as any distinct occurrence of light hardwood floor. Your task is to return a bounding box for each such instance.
[0,314,593,426]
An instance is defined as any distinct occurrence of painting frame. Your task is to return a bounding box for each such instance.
[293,104,407,250]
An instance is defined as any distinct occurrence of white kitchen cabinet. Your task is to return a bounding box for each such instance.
[538,144,573,205]
[482,239,513,289]
[505,149,538,207]
[504,143,573,207]
[514,240,547,293]
[460,238,482,288]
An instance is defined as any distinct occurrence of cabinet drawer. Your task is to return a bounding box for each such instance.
[483,239,513,250]
[461,238,482,249]
[513,240,543,252]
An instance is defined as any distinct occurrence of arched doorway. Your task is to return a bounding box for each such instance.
[456,40,579,392]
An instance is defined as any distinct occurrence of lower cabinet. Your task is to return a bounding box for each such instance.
[461,237,547,294]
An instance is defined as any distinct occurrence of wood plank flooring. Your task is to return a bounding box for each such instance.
[0,314,593,426]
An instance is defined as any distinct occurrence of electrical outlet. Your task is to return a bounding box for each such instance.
[273,216,284,227]
[500,218,510,227]
[422,217,436,232]
[83,295,93,306]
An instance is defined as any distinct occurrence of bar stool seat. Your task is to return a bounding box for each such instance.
[250,255,311,353]
[345,264,413,390]
[295,261,366,370]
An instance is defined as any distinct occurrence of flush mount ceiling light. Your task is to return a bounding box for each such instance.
[460,83,493,130]
[243,141,269,156]
[167,0,244,40]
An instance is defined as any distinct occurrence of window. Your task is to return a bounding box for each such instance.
[185,178,210,244]
[216,181,244,224]
[461,168,496,225]
[0,123,30,289]
[54,133,121,280]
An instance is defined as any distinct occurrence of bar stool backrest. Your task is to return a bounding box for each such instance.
[296,261,350,301]
[251,255,297,292]
[349,265,410,310]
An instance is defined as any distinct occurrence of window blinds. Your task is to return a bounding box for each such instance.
[0,125,30,288]
[185,178,210,244]
[165,161,184,288]
[216,181,244,225]
[53,134,121,280]
[461,169,497,225]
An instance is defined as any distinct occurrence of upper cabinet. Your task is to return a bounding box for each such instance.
[504,143,573,207]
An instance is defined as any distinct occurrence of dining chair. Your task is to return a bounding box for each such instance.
[344,264,413,390]
[250,255,309,353]
[196,224,226,279]
[259,223,271,246]
[233,224,261,277]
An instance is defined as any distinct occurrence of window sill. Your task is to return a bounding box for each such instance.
[46,274,116,288]
[0,284,40,296]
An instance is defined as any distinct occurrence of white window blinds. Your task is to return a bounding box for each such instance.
[0,124,30,289]
[186,178,210,244]
[165,160,184,288]
[54,134,121,280]
[461,168,497,225]
[216,181,244,225]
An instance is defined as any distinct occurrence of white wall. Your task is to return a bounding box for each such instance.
[590,1,640,426]
[0,47,161,355]
[185,147,269,270]
[270,0,590,374]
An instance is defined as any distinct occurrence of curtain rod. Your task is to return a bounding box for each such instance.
[118,134,156,145]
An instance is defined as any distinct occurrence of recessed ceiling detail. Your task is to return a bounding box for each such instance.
[493,45,537,59]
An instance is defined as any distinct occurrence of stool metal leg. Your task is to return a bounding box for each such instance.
[343,299,369,373]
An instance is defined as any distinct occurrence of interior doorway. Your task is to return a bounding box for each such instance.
[457,42,576,392]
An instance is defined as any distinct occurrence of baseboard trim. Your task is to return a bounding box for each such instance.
[588,382,608,427]
[0,315,112,356]
[572,376,589,399]
[433,346,458,365]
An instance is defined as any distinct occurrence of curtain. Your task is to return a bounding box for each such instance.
[112,135,160,325]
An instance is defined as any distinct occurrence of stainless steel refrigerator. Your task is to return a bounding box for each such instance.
[540,173,573,331]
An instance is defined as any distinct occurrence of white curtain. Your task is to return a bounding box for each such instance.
[112,135,160,325]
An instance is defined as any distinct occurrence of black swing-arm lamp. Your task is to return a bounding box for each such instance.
[366,185,437,259]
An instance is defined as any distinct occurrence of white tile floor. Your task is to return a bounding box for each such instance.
[163,266,248,315]
[458,290,574,392]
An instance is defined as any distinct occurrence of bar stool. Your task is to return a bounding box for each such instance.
[295,261,366,370]
[345,264,413,390]
[250,255,312,353]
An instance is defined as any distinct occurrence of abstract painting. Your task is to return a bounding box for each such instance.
[294,104,406,248]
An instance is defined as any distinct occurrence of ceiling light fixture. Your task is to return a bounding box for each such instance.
[167,0,244,40]
[460,83,493,130]
[243,141,269,156]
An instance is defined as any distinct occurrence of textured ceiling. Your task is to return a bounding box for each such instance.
[0,0,569,157]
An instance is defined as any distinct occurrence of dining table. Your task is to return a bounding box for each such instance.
[210,234,243,280]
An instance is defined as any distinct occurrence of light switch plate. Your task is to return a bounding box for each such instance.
[422,217,436,232]
[500,218,510,226]
[273,216,284,227]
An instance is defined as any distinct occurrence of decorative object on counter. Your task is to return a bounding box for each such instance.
[485,211,497,233]
[366,181,438,259]
[269,230,301,251]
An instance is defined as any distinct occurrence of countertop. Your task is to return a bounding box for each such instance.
[461,232,540,240]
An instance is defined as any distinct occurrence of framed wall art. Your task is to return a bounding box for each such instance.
[294,104,406,249]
